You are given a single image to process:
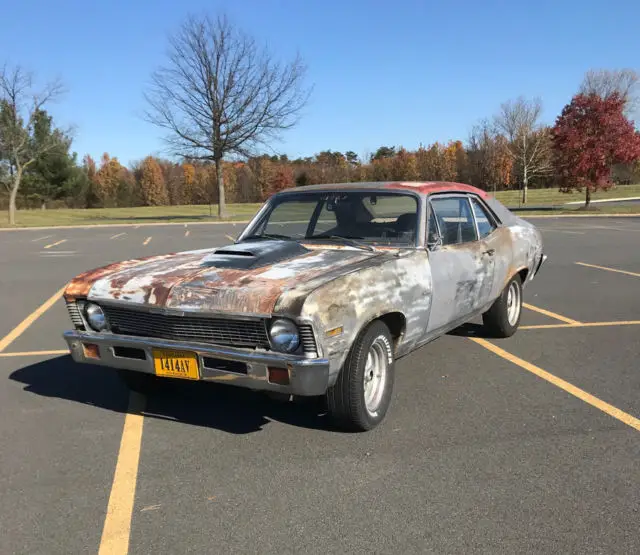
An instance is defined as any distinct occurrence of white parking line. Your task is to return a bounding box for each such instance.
[110,233,126,239]
[31,235,53,242]
[39,251,77,257]
[540,229,585,235]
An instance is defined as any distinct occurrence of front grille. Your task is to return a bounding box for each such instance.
[299,324,318,356]
[102,305,270,349]
[66,301,85,329]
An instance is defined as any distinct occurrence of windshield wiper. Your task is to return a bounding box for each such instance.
[242,233,294,241]
[309,234,375,252]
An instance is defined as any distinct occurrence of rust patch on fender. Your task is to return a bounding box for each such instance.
[63,256,156,301]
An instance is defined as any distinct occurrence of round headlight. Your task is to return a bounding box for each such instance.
[85,303,107,331]
[269,319,300,353]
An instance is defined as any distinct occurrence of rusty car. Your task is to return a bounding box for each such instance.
[62,181,546,431]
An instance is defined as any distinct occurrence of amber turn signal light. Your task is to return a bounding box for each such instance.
[82,343,100,359]
[267,367,289,385]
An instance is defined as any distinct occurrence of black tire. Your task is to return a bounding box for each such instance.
[326,320,395,432]
[117,369,159,394]
[482,273,523,338]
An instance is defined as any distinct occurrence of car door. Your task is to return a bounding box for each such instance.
[469,195,510,302]
[425,194,494,334]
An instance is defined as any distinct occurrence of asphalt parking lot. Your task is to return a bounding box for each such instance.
[1,216,639,554]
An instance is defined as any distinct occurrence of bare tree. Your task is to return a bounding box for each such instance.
[468,119,496,190]
[580,68,639,117]
[144,13,311,217]
[493,96,552,204]
[0,65,66,225]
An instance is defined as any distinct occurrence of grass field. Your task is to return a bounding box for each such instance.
[493,183,640,206]
[0,203,263,228]
[1,184,639,228]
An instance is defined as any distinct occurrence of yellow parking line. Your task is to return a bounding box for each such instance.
[0,287,65,352]
[143,236,152,245]
[43,239,67,249]
[575,262,640,278]
[520,323,579,330]
[470,337,640,432]
[225,234,235,242]
[110,233,126,240]
[521,320,640,330]
[99,391,146,555]
[522,302,580,324]
[0,349,68,358]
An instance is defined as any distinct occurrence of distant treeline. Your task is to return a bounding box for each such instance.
[4,143,639,211]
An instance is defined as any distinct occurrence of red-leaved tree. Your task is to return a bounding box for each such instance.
[552,93,640,207]
[262,165,294,201]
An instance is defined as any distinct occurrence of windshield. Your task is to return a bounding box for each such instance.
[243,191,419,247]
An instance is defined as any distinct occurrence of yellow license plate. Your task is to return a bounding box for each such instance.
[153,349,199,380]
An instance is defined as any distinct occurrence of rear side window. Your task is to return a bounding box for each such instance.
[470,197,497,238]
[430,197,478,245]
[362,194,417,221]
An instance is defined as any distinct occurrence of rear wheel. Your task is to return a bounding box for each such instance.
[117,369,159,394]
[326,320,395,432]
[482,274,523,337]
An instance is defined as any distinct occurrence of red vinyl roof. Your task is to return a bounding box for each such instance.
[385,181,488,197]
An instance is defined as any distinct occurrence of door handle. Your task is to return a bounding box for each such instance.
[483,248,495,256]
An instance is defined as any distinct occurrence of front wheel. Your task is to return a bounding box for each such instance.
[482,273,523,338]
[326,320,395,432]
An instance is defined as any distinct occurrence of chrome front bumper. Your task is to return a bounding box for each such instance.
[63,330,330,396]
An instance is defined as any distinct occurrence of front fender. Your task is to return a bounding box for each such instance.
[300,252,432,377]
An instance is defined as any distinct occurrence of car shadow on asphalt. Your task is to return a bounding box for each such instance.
[9,355,336,435]
[447,322,495,338]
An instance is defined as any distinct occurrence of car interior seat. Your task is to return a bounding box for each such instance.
[395,212,417,239]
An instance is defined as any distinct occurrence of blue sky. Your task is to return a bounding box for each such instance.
[2,0,638,166]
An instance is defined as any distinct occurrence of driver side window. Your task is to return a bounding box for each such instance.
[429,196,478,246]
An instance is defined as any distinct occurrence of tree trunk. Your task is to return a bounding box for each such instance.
[585,186,591,208]
[522,171,528,205]
[8,169,22,226]
[215,159,226,218]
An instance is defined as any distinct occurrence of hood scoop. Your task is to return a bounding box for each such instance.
[201,240,310,270]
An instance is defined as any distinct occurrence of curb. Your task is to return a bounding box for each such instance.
[522,214,640,219]
[563,196,640,205]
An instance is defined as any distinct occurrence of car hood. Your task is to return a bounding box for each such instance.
[72,240,383,315]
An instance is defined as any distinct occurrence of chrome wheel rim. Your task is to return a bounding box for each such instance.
[506,281,521,326]
[363,337,389,415]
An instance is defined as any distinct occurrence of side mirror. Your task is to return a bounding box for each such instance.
[427,234,443,251]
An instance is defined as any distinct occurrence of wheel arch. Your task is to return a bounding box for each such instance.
[361,310,407,354]
[516,266,529,284]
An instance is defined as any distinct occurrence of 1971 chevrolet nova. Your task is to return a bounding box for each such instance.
[62,181,546,431]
